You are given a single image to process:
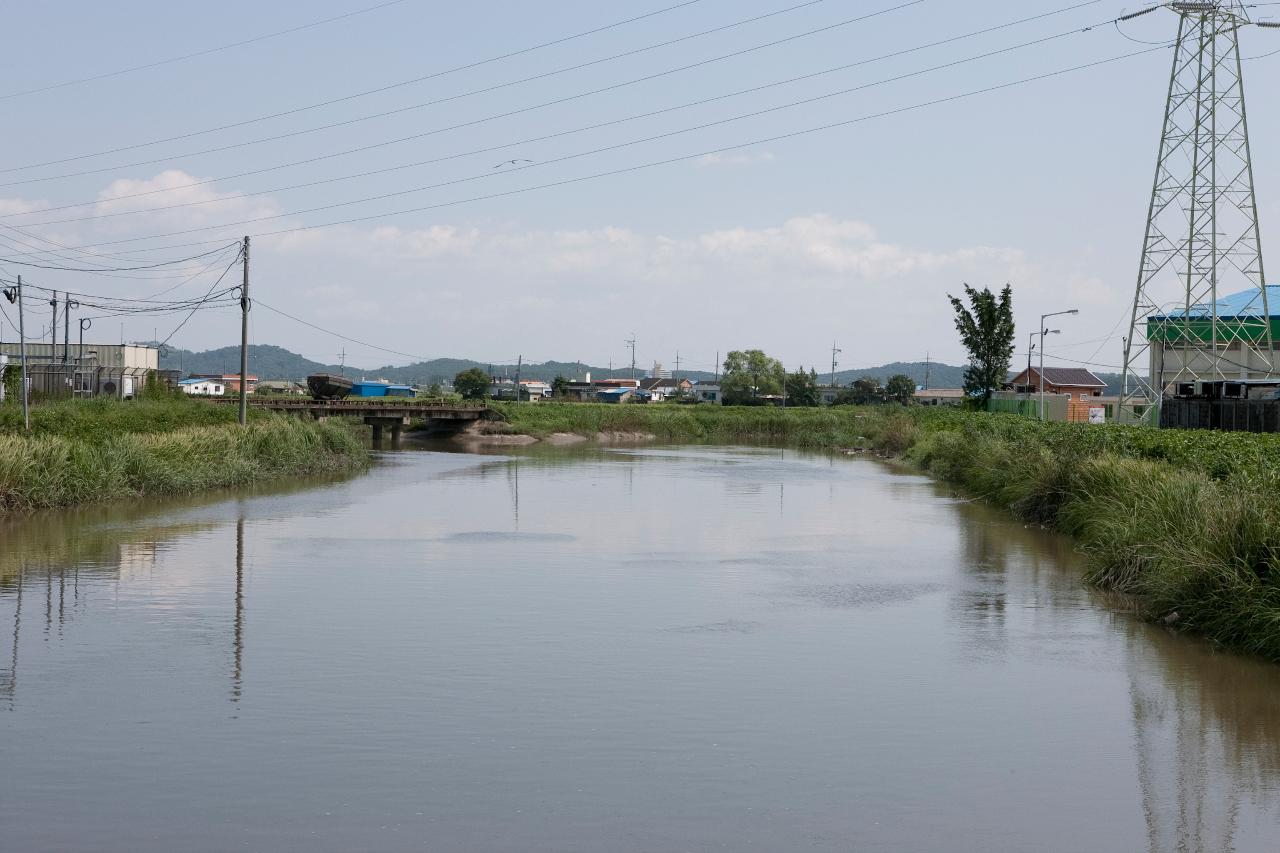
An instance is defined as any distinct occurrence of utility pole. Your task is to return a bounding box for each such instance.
[3,277,29,429]
[830,341,841,389]
[79,318,92,396]
[714,351,720,383]
[48,290,57,357]
[238,236,250,427]
[625,334,636,381]
[514,354,522,404]
[338,347,346,378]
[62,295,78,364]
[924,352,931,390]
[674,351,680,391]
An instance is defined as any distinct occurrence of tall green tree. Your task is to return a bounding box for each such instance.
[784,368,820,406]
[551,375,571,397]
[885,373,916,404]
[948,283,1015,405]
[721,350,785,405]
[453,367,491,400]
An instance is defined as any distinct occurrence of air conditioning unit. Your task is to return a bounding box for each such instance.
[1222,382,1246,399]
[1194,380,1219,399]
[1175,382,1196,398]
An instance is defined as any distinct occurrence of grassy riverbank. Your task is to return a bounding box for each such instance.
[489,401,888,446]
[888,411,1280,660]
[497,401,1280,659]
[0,398,368,513]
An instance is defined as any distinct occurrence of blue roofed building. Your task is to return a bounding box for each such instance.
[350,381,415,398]
[1147,284,1280,391]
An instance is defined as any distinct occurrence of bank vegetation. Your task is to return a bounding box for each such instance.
[0,398,368,513]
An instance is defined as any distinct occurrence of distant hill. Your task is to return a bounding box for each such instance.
[158,346,717,385]
[160,346,1125,395]
[831,361,966,390]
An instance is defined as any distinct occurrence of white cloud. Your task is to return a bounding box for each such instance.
[0,171,1119,369]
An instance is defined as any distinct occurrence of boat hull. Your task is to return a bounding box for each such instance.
[306,373,354,400]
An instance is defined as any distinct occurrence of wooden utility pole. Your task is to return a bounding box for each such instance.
[48,290,57,355]
[238,237,250,426]
[13,276,29,429]
[924,352,931,391]
[62,294,78,364]
[513,354,522,404]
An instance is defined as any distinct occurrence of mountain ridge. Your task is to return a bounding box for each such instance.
[158,345,1123,394]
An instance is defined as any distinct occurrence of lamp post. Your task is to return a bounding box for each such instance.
[1039,309,1079,420]
[1028,330,1059,390]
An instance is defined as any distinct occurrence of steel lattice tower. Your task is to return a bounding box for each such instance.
[1119,1,1272,423]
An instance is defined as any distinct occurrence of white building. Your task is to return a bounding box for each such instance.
[693,381,722,404]
[179,378,226,396]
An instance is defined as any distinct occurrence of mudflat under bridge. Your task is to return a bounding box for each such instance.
[222,398,489,444]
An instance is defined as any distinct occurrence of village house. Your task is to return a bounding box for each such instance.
[1005,367,1109,422]
[692,380,722,404]
[179,378,226,397]
[914,388,967,407]
[639,377,693,401]
[192,373,259,394]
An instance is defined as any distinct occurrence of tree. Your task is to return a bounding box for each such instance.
[453,367,491,400]
[784,368,820,406]
[551,375,570,398]
[851,376,884,405]
[885,373,916,404]
[948,283,1015,405]
[721,350,784,405]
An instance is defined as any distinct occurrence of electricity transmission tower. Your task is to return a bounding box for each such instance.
[1120,1,1276,422]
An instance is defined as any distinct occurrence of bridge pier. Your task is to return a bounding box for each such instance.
[364,415,409,447]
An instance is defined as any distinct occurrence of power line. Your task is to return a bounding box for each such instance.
[0,0,787,180]
[0,42,1170,259]
[0,0,418,102]
[0,0,984,219]
[0,242,243,273]
[254,299,435,362]
[157,252,244,346]
[5,0,1107,229]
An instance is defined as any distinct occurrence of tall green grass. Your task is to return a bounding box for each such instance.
[886,411,1280,660]
[0,396,253,438]
[0,413,368,513]
[492,401,882,446]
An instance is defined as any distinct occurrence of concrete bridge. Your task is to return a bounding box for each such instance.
[226,398,488,445]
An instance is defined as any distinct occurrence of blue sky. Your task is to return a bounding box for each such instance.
[0,0,1276,374]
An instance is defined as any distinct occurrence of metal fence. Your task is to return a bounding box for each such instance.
[987,391,1068,421]
[1160,398,1280,432]
[24,363,153,400]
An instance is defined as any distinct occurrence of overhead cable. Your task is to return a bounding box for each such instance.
[0,0,803,178]
[0,0,417,102]
[2,43,1170,258]
[0,0,1108,222]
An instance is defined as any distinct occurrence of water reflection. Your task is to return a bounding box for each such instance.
[938,472,1280,853]
[1126,620,1280,853]
[232,515,245,703]
[1,446,1278,852]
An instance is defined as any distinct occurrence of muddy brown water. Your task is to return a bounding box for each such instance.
[2,445,1278,852]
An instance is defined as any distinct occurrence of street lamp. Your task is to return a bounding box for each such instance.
[1029,329,1059,390]
[1039,309,1079,420]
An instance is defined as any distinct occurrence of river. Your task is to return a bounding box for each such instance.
[2,445,1279,852]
